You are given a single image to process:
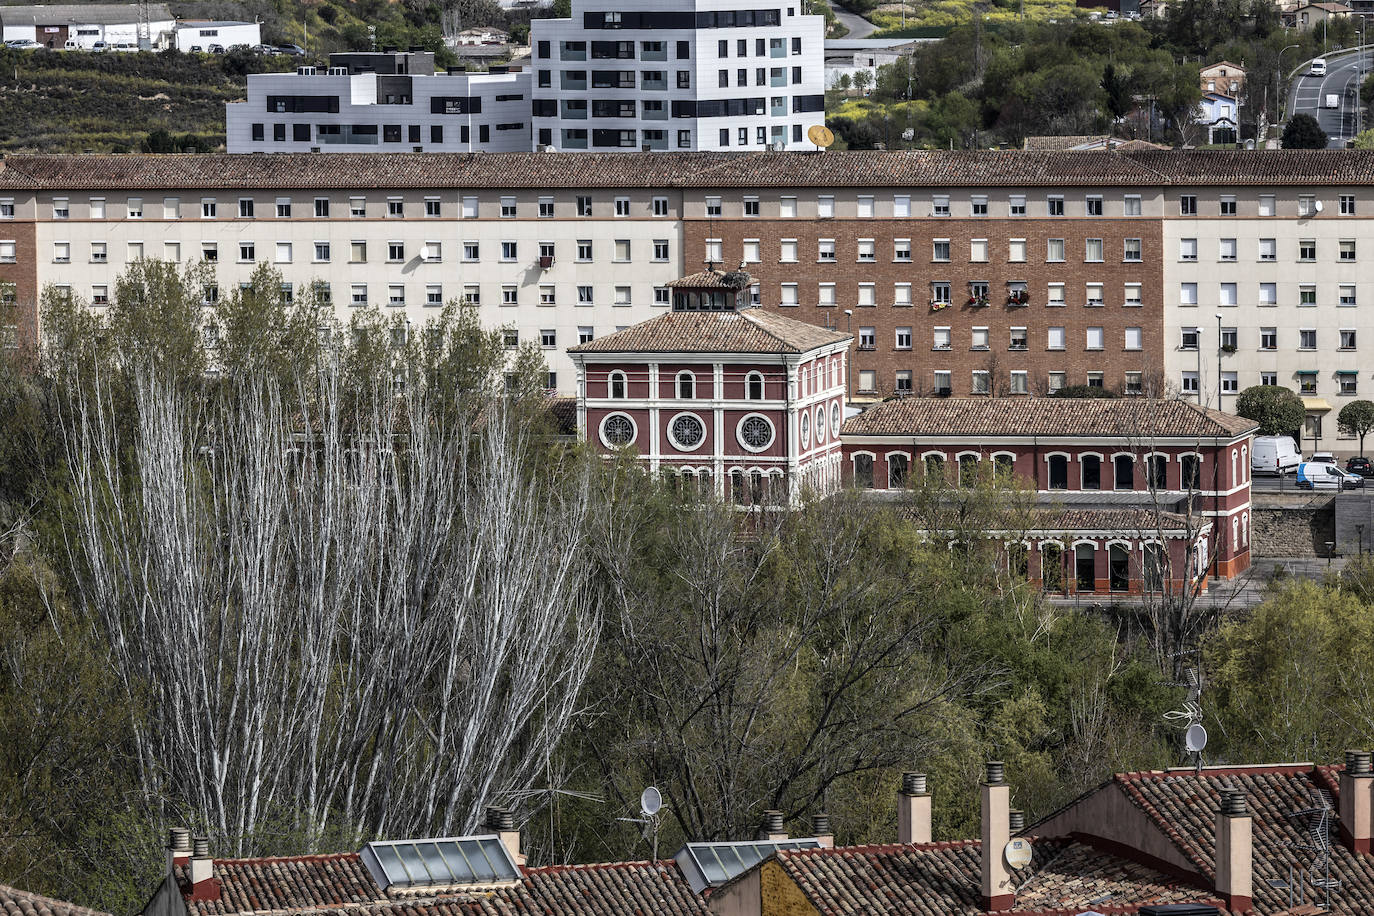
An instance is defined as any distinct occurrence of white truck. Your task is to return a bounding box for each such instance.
[1326,93,1340,109]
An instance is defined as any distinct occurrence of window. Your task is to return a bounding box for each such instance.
[577,285,594,305]
[1048,372,1066,394]
[312,197,330,218]
[818,283,836,307]
[1047,283,1065,307]
[1342,373,1359,395]
[1085,239,1105,264]
[386,241,405,262]
[676,371,695,399]
[971,195,988,216]
[200,198,216,218]
[90,285,108,306]
[614,239,631,262]
[1008,239,1026,262]
[1219,194,1237,215]
[1181,327,1199,350]
[704,238,722,263]
[313,241,331,262]
[386,198,403,218]
[1180,283,1197,306]
[87,241,106,264]
[858,239,876,262]
[893,194,910,217]
[1047,326,1066,350]
[1182,372,1199,394]
[780,283,798,306]
[896,327,913,350]
[1299,195,1317,218]
[1085,283,1104,307]
[858,327,875,350]
[1125,327,1142,350]
[1123,238,1142,261]
[931,195,949,216]
[970,239,988,262]
[1009,195,1026,216]
[1124,372,1142,395]
[931,283,951,304]
[1341,194,1357,215]
[127,198,143,219]
[1180,238,1198,261]
[932,371,952,395]
[1259,283,1277,306]
[0,241,13,263]
[744,196,760,217]
[970,327,989,350]
[1342,285,1358,306]
[780,239,797,262]
[817,195,835,218]
[1086,327,1104,351]
[1300,239,1317,261]
[1300,329,1317,350]
[238,241,255,262]
[1301,374,1318,395]
[1219,238,1237,261]
[1262,372,1277,386]
[463,285,480,306]
[1114,455,1135,490]
[501,241,517,261]
[1082,455,1101,490]
[1047,195,1064,216]
[1300,285,1317,306]
[1258,194,1276,217]
[894,283,912,307]
[1180,195,1197,215]
[0,199,12,219]
[1221,327,1237,350]
[1342,239,1357,261]
[971,371,990,395]
[1342,329,1358,350]
[502,286,518,305]
[818,239,835,261]
[540,286,556,306]
[1261,327,1277,350]
[932,239,950,262]
[128,242,143,260]
[1048,455,1068,489]
[1124,283,1142,306]
[1047,239,1065,262]
[1218,282,1237,307]
[780,196,797,218]
[1009,327,1028,351]
[615,286,631,306]
[893,238,911,262]
[857,283,875,307]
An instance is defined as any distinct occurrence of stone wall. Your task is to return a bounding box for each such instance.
[1253,499,1336,557]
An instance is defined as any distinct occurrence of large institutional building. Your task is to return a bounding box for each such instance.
[226,0,827,154]
[1,148,1372,451]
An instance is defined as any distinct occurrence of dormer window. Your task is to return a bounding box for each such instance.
[677,370,696,399]
[609,370,627,399]
[747,371,764,400]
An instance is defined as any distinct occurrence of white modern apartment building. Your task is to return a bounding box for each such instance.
[528,0,826,151]
[225,52,531,153]
[1161,186,1374,449]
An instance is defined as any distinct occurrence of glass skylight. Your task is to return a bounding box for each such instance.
[674,839,820,894]
[361,836,520,891]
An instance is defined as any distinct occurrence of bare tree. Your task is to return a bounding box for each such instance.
[54,350,600,853]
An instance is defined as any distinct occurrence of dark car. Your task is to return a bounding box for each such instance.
[1347,456,1374,477]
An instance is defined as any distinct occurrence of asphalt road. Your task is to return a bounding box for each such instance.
[1287,51,1372,147]
[831,3,877,39]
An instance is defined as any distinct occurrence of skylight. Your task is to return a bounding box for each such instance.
[674,839,821,894]
[361,836,520,892]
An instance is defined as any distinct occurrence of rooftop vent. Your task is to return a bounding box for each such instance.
[360,836,521,893]
[673,838,821,894]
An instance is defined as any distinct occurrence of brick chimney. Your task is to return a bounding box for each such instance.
[762,810,787,842]
[187,836,219,902]
[1215,789,1253,913]
[1340,749,1374,854]
[165,827,191,876]
[980,761,1014,911]
[486,806,525,866]
[810,813,834,848]
[897,772,931,845]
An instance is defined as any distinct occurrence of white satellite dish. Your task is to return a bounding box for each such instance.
[1185,723,1209,753]
[1004,838,1033,869]
[640,786,663,818]
[1314,200,1324,213]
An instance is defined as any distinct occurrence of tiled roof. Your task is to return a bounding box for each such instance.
[0,885,110,916]
[665,269,752,290]
[1046,508,1195,532]
[0,4,172,25]
[7,150,1374,191]
[842,397,1258,440]
[1023,135,1114,150]
[771,838,1219,915]
[568,309,849,355]
[1109,765,1374,914]
[175,855,706,916]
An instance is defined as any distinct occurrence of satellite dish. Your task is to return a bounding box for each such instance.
[807,124,835,148]
[1314,200,1324,213]
[640,786,663,818]
[1004,838,1033,870]
[1185,723,1209,753]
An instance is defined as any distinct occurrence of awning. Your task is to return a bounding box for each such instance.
[1295,369,1318,375]
[1337,369,1360,375]
[1303,397,1332,412]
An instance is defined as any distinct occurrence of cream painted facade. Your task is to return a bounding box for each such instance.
[27,188,686,390]
[1161,185,1372,451]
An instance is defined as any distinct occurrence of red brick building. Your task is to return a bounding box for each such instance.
[840,397,1257,591]
[567,269,850,504]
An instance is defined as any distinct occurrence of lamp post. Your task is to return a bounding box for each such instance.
[1216,313,1223,413]
[843,308,853,404]
[1195,325,1203,405]
[1278,43,1301,129]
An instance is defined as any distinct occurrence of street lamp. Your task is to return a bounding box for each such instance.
[1216,313,1223,413]
[1278,43,1302,128]
[1195,324,1203,405]
[843,308,853,404]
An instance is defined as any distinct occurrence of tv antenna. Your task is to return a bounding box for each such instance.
[1279,784,1341,910]
[617,786,666,861]
[1163,651,1207,772]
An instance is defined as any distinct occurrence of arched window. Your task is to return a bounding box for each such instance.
[1081,455,1101,490]
[1143,543,1166,592]
[888,453,909,488]
[1114,455,1134,490]
[750,469,764,505]
[1109,544,1130,592]
[1243,511,1250,546]
[994,453,1015,478]
[747,371,764,400]
[1074,543,1096,592]
[1231,450,1238,487]
[1147,455,1168,490]
[924,453,945,483]
[1042,544,1064,593]
[854,453,874,488]
[1181,455,1201,491]
[1242,445,1249,483]
[677,370,695,399]
[958,454,979,488]
[1048,455,1069,490]
[730,469,746,504]
[609,370,626,399]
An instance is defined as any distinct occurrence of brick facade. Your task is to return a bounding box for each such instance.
[0,215,37,362]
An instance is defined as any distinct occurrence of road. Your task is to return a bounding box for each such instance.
[831,2,877,39]
[1287,51,1372,147]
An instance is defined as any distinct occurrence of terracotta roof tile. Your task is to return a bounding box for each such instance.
[568,309,848,355]
[665,269,752,290]
[6,150,1374,192]
[0,886,110,916]
[842,397,1257,440]
[772,838,1219,915]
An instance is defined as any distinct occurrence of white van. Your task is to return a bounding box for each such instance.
[1311,58,1328,76]
[1252,436,1301,475]
[1326,93,1340,109]
[1297,461,1362,489]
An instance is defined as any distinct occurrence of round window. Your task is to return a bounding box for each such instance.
[814,405,827,444]
[831,402,842,437]
[800,413,810,449]
[737,413,775,452]
[600,413,636,448]
[669,412,706,451]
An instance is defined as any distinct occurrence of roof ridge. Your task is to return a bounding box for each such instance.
[212,851,362,865]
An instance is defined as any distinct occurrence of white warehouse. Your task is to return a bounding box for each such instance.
[528,0,827,151]
[226,51,531,153]
[173,21,261,51]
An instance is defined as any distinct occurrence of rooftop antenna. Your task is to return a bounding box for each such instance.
[617,786,666,861]
[1284,783,1341,909]
[1163,649,1207,772]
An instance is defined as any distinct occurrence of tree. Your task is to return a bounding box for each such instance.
[1235,385,1306,436]
[1101,62,1133,122]
[1282,112,1329,149]
[1338,400,1374,454]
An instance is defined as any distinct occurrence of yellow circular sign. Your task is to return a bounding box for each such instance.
[807,124,835,148]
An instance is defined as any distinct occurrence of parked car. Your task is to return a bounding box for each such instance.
[208,43,225,53]
[188,44,203,52]
[90,41,107,51]
[276,43,306,56]
[1297,461,1363,489]
[1251,435,1301,475]
[1347,456,1374,477]
[5,39,41,49]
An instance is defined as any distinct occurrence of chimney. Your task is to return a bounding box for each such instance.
[1215,789,1253,913]
[810,813,834,848]
[980,761,1014,912]
[1341,750,1374,854]
[1009,809,1025,835]
[166,827,191,876]
[187,836,219,901]
[897,772,932,845]
[762,810,787,842]
[486,806,525,866]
